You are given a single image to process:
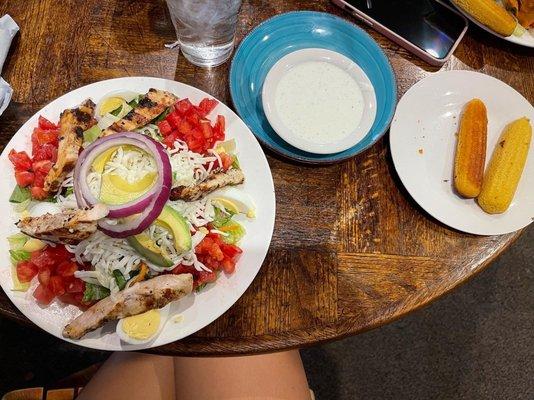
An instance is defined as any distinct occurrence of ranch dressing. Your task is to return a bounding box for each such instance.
[274,61,364,145]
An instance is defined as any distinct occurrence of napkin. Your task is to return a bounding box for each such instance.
[0,15,19,116]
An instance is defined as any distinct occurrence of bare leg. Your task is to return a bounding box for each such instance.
[77,352,175,400]
[173,350,311,400]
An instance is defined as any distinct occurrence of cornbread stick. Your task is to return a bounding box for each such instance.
[454,99,488,198]
[478,117,532,214]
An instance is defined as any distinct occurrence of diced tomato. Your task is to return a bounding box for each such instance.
[171,232,242,287]
[221,258,236,274]
[220,152,233,171]
[17,245,83,306]
[56,261,78,277]
[32,160,53,175]
[158,119,173,136]
[30,186,49,200]
[207,232,223,243]
[38,267,51,286]
[33,172,45,188]
[196,236,225,261]
[38,116,58,130]
[171,264,197,276]
[177,120,192,136]
[196,270,217,286]
[160,98,226,154]
[185,109,200,125]
[15,117,60,190]
[195,233,242,277]
[32,143,57,162]
[175,98,193,115]
[57,293,79,306]
[16,261,38,283]
[65,278,84,294]
[58,293,86,309]
[32,160,53,189]
[31,249,56,270]
[213,115,225,141]
[166,112,182,130]
[47,244,73,260]
[163,132,178,149]
[49,276,66,296]
[220,243,242,259]
[15,170,35,187]
[186,129,206,153]
[198,98,218,117]
[33,127,59,147]
[200,119,213,139]
[33,284,55,304]
[8,149,32,171]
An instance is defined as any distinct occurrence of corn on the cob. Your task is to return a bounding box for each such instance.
[478,117,532,214]
[452,0,518,36]
[454,99,488,198]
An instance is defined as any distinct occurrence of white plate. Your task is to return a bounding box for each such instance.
[390,70,534,235]
[451,2,534,48]
[262,48,377,154]
[0,77,276,351]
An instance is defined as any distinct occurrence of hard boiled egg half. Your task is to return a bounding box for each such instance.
[95,91,140,129]
[116,304,170,345]
[210,187,256,218]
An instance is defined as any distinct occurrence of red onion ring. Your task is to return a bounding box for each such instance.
[74,132,170,218]
[73,132,172,238]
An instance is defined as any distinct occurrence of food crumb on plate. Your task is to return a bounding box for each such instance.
[172,314,184,324]
[418,148,424,154]
[443,179,449,182]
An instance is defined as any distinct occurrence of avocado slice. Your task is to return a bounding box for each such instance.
[127,234,173,268]
[156,205,192,253]
[127,206,192,267]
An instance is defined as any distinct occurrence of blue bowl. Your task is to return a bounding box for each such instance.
[230,11,397,164]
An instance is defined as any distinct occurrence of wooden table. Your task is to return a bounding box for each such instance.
[0,0,532,356]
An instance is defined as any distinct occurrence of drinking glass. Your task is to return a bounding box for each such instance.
[166,0,243,67]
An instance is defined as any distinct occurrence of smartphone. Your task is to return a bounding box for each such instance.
[332,0,468,66]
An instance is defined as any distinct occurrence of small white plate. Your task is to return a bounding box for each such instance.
[262,48,377,154]
[390,70,534,235]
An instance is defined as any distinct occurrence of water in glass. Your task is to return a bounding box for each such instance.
[166,0,243,67]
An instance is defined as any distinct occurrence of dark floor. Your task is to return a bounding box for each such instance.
[302,226,534,400]
[0,227,533,399]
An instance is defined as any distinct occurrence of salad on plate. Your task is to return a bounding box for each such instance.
[6,88,256,344]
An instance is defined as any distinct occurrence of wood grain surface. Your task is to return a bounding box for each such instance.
[0,0,532,356]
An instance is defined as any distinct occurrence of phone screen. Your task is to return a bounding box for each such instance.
[344,0,467,59]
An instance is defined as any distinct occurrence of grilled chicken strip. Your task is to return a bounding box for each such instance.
[102,89,178,136]
[44,99,96,193]
[170,168,245,201]
[16,204,109,245]
[63,274,193,340]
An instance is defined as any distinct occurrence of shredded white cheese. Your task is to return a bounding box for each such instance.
[72,231,143,293]
[56,171,78,209]
[169,140,219,187]
[103,147,157,184]
[168,198,216,229]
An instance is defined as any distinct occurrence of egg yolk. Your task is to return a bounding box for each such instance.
[122,309,161,340]
[99,97,124,116]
